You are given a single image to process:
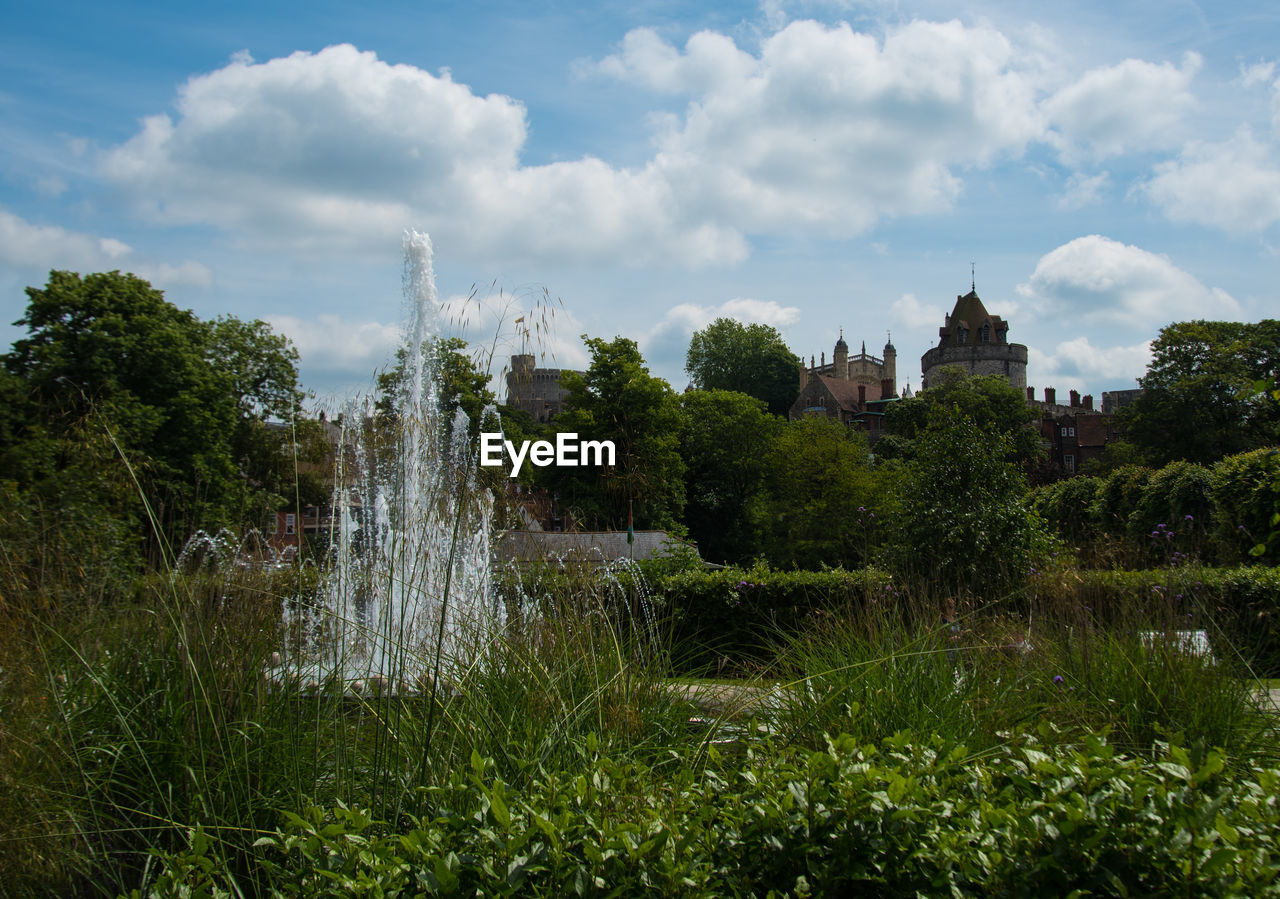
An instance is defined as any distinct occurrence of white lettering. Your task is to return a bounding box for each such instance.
[478,433,617,477]
[529,440,555,467]
[506,438,531,477]
[480,432,504,467]
[557,431,578,465]
[580,439,615,467]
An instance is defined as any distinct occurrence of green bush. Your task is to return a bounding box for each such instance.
[1031,475,1101,545]
[232,735,1280,896]
[655,566,892,674]
[1090,464,1153,539]
[1127,460,1213,563]
[1210,447,1280,565]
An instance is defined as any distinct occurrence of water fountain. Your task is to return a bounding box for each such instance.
[281,231,501,691]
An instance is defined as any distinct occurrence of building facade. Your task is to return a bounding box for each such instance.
[790,333,899,441]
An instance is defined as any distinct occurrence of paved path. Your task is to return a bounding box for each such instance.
[671,682,785,717]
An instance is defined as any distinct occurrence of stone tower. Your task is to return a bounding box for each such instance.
[920,290,1027,390]
[882,334,896,395]
[833,329,849,379]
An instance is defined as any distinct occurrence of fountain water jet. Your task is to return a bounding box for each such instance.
[282,231,501,690]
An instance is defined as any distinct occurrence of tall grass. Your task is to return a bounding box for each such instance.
[770,580,1278,765]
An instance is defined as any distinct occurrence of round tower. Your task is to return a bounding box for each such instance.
[920,290,1027,390]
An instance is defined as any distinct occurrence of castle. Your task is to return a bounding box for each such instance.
[789,332,900,438]
[921,290,1027,390]
[504,354,584,423]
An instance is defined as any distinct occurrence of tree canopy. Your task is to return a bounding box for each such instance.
[2,270,308,558]
[550,335,685,531]
[685,318,801,417]
[884,367,1043,466]
[678,389,780,564]
[1120,319,1280,466]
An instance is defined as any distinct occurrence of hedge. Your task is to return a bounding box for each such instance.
[157,734,1280,896]
[652,565,1280,676]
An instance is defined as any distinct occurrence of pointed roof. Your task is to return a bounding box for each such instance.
[938,290,1007,347]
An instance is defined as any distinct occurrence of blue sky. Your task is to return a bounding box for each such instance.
[3,0,1278,407]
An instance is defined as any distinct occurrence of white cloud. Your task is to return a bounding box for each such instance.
[101,44,745,267]
[1240,60,1275,89]
[1055,171,1109,210]
[1045,53,1200,160]
[1141,128,1280,233]
[0,209,211,287]
[592,27,757,94]
[1017,234,1239,329]
[264,313,402,374]
[641,296,801,373]
[889,292,943,329]
[1028,336,1151,391]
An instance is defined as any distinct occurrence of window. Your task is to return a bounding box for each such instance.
[285,513,296,536]
[1068,427,1075,437]
[981,323,991,343]
[1060,427,1067,437]
[1064,454,1075,473]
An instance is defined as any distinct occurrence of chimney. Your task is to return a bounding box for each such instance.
[1045,387,1056,406]
[1026,386,1034,402]
[1070,389,1080,408]
[1083,394,1094,411]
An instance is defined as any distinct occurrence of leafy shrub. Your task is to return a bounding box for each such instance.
[1090,464,1153,539]
[885,411,1048,594]
[1210,447,1280,565]
[244,735,1280,897]
[1031,475,1101,545]
[1127,460,1213,563]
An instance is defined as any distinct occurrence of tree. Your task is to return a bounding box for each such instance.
[678,389,780,563]
[550,336,685,531]
[685,318,801,417]
[756,416,886,569]
[884,367,1043,466]
[375,336,496,439]
[1121,319,1280,466]
[3,270,307,555]
[887,409,1045,594]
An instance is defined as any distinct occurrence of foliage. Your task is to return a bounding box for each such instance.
[884,367,1043,466]
[2,270,307,556]
[754,416,887,569]
[1030,475,1101,546]
[1089,464,1154,540]
[657,565,893,674]
[1121,319,1280,466]
[247,735,1280,897]
[375,336,496,441]
[685,317,801,417]
[551,336,686,530]
[1127,460,1213,563]
[1210,447,1280,566]
[886,409,1047,593]
[677,389,779,564]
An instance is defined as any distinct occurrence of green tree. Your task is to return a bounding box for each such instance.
[756,416,886,569]
[1121,319,1280,466]
[550,336,685,530]
[685,318,801,417]
[375,336,496,435]
[885,367,1043,466]
[3,270,306,555]
[678,389,780,564]
[887,409,1045,593]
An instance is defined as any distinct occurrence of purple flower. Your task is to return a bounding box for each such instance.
[1053,675,1065,685]
[1184,514,1194,522]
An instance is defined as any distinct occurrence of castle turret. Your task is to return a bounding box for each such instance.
[882,332,897,396]
[920,290,1027,390]
[833,329,849,380]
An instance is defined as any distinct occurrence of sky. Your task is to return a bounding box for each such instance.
[3,0,1278,409]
